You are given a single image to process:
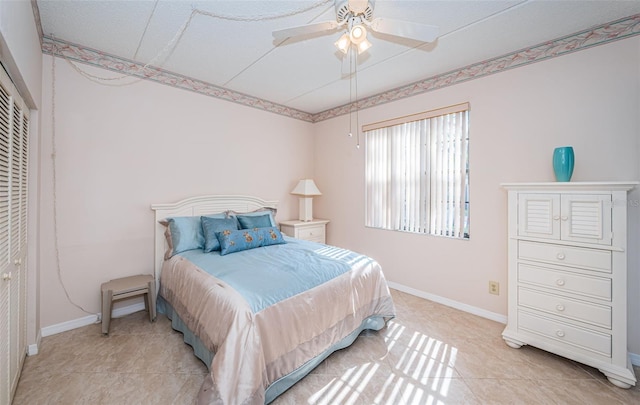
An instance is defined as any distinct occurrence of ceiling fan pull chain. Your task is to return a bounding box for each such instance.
[355,50,360,149]
[349,48,354,138]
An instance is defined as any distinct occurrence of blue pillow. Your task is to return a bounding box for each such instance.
[201,216,239,252]
[216,229,262,255]
[237,213,272,229]
[216,227,286,256]
[165,216,205,256]
[259,227,287,247]
[227,208,277,228]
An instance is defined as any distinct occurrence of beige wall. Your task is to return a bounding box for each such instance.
[0,0,42,108]
[39,56,316,326]
[313,37,640,354]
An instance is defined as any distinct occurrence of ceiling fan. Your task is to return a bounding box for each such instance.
[272,0,440,55]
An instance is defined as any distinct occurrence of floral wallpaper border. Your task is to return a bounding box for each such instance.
[41,37,315,122]
[41,14,640,123]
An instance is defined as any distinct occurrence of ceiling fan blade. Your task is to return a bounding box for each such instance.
[273,20,340,41]
[369,18,439,43]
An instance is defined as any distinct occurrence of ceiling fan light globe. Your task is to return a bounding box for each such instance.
[350,24,367,44]
[357,38,372,54]
[335,33,351,54]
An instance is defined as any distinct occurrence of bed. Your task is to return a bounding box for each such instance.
[151,195,396,404]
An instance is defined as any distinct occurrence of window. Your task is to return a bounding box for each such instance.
[364,103,469,239]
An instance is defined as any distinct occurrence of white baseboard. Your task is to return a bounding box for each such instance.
[388,282,640,366]
[27,329,42,356]
[387,281,509,324]
[40,302,146,338]
[41,313,99,338]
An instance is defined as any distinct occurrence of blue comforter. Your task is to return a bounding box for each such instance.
[178,236,366,313]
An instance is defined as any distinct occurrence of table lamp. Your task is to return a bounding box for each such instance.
[291,179,322,221]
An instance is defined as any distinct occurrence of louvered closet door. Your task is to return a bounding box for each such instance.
[9,101,28,398]
[0,65,29,405]
[0,72,12,405]
[18,108,28,383]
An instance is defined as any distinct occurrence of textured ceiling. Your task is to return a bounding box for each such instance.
[36,1,640,116]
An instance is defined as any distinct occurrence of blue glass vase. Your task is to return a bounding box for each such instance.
[553,146,574,182]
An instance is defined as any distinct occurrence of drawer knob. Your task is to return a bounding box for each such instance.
[556,304,565,312]
[556,253,566,260]
[556,330,565,338]
[556,279,565,286]
[553,215,560,221]
[2,272,11,281]
[561,216,568,221]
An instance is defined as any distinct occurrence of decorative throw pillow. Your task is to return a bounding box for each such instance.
[227,207,278,228]
[259,227,287,247]
[236,213,272,229]
[159,213,226,258]
[216,227,286,256]
[160,216,205,257]
[201,216,239,252]
[216,228,263,256]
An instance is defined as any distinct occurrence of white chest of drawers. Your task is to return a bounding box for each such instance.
[279,219,329,244]
[502,182,637,389]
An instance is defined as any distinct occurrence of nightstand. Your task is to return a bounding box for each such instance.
[280,219,329,244]
[101,274,156,335]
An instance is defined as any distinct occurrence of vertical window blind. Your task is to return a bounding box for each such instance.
[364,103,469,239]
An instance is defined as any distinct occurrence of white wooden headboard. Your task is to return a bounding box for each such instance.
[150,195,278,293]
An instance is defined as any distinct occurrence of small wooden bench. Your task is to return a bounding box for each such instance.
[101,274,156,335]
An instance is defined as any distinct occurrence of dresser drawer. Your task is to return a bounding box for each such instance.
[518,287,611,329]
[279,220,328,244]
[518,263,611,301]
[518,310,611,357]
[305,235,325,244]
[518,241,611,273]
[297,226,325,241]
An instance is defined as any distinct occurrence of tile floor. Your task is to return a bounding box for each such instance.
[14,289,640,404]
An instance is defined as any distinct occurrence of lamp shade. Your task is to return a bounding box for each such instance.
[334,33,350,54]
[291,179,322,196]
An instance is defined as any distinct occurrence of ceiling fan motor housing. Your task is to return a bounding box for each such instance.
[336,0,374,23]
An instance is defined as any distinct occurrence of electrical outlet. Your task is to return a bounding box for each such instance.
[489,281,500,295]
